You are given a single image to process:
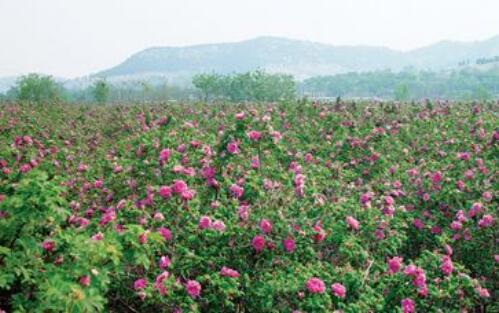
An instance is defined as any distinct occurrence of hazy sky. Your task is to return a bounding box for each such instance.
[1,0,498,78]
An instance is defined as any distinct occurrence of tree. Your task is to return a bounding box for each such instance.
[394,84,410,101]
[193,71,296,102]
[140,81,151,102]
[12,73,63,103]
[92,80,110,104]
[472,85,491,102]
[192,73,218,101]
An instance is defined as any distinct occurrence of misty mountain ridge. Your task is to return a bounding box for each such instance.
[97,35,499,82]
[1,35,499,93]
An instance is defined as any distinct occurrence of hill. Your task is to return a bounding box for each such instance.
[97,35,499,81]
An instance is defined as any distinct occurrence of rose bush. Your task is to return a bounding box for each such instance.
[0,101,496,312]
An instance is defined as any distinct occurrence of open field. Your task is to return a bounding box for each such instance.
[0,101,497,312]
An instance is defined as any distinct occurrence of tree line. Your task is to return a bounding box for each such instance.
[0,71,296,104]
[300,68,499,101]
[1,68,498,104]
[192,71,296,102]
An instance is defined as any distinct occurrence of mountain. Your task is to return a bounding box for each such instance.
[404,35,499,69]
[97,35,499,82]
[1,36,498,93]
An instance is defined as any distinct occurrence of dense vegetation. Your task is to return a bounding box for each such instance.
[301,68,499,101]
[2,67,498,105]
[192,71,296,102]
[0,100,496,312]
[1,71,296,104]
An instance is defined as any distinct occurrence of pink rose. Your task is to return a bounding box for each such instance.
[387,256,403,274]
[401,298,415,313]
[283,238,296,253]
[159,255,171,269]
[79,275,91,287]
[259,219,273,234]
[134,278,147,290]
[185,280,201,298]
[306,277,325,294]
[198,216,212,229]
[227,141,240,154]
[251,235,265,252]
[247,130,262,141]
[220,266,240,278]
[157,227,172,241]
[331,283,346,298]
[346,216,360,230]
[158,185,172,199]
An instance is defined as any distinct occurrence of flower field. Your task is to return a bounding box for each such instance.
[0,101,497,312]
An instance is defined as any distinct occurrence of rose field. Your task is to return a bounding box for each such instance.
[0,101,497,312]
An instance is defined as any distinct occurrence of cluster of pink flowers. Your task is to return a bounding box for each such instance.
[235,112,245,120]
[330,283,346,298]
[440,255,454,276]
[346,216,360,230]
[247,130,262,141]
[0,159,10,175]
[251,235,266,252]
[478,214,494,228]
[250,155,260,169]
[219,266,240,278]
[229,184,244,199]
[157,227,172,241]
[305,278,346,298]
[404,264,428,296]
[312,223,326,243]
[282,238,296,253]
[201,166,219,188]
[155,271,170,295]
[158,148,171,165]
[290,162,305,197]
[227,141,240,154]
[99,209,116,225]
[42,240,55,252]
[4,101,496,312]
[430,171,443,185]
[158,185,173,199]
[79,275,91,287]
[198,215,226,232]
[382,195,396,216]
[158,180,196,202]
[468,202,483,218]
[159,255,171,269]
[401,298,415,313]
[475,286,490,298]
[387,256,403,274]
[304,152,314,164]
[134,278,147,290]
[258,219,273,234]
[306,277,325,294]
[185,280,201,298]
[360,192,373,207]
[238,204,250,221]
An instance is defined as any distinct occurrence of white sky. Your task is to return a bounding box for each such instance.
[0,0,498,78]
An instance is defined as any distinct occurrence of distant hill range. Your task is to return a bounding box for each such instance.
[1,35,499,93]
[97,35,499,82]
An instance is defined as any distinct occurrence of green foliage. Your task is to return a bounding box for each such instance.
[394,83,410,101]
[302,68,499,100]
[0,101,496,312]
[11,73,64,103]
[0,171,121,312]
[193,70,296,102]
[92,80,110,104]
[471,85,492,102]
